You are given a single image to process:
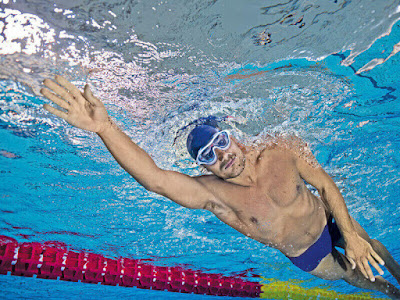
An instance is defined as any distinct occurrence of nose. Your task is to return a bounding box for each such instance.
[214,148,229,161]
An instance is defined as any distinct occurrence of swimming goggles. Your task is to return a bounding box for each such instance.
[196,130,231,165]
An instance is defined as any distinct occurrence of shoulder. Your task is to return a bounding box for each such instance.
[193,175,224,202]
[194,174,220,187]
[257,133,320,168]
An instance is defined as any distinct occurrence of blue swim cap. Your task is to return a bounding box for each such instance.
[187,125,219,160]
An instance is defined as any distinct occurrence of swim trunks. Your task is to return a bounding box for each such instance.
[287,217,342,272]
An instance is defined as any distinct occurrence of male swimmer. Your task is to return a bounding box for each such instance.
[41,75,400,299]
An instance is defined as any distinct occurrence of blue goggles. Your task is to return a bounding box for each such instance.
[196,130,231,165]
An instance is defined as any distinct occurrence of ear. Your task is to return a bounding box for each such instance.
[199,165,210,174]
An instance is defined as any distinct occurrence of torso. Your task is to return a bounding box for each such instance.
[201,144,328,257]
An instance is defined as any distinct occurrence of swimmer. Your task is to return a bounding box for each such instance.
[41,75,400,299]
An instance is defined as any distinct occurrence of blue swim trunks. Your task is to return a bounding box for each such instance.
[287,217,343,272]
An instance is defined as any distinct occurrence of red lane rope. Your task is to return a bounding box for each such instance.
[0,236,262,297]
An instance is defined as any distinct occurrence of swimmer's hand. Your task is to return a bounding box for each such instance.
[41,75,111,134]
[344,233,385,282]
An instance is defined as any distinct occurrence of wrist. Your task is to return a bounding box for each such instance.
[97,118,115,136]
[343,231,360,243]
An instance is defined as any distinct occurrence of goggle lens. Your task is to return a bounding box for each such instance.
[196,131,230,165]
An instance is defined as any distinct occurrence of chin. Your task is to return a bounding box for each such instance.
[232,167,245,178]
[224,164,245,179]
[214,169,236,180]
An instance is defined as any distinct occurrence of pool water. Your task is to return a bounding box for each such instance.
[1,0,400,299]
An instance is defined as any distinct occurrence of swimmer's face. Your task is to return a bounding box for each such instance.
[204,137,246,179]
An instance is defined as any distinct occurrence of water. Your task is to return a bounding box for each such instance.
[1,0,400,299]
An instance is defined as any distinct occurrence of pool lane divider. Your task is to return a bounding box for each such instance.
[0,236,385,299]
[0,236,261,297]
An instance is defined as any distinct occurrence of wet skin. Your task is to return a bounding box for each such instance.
[198,139,400,300]
[41,76,400,298]
[199,138,327,257]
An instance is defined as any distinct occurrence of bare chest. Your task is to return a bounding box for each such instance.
[257,152,303,206]
[210,150,321,248]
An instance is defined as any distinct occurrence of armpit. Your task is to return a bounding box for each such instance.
[205,200,227,215]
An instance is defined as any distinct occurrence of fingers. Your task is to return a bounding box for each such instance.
[43,78,74,103]
[83,84,102,106]
[369,249,384,276]
[42,76,102,110]
[54,75,82,99]
[364,247,385,280]
[369,254,384,276]
[371,249,385,266]
[43,103,68,120]
[350,254,385,282]
[346,256,356,269]
[43,75,88,107]
[347,255,372,280]
[362,258,375,282]
[351,257,370,281]
[347,254,382,282]
[41,76,75,121]
[41,87,69,110]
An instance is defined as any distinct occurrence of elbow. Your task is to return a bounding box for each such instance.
[131,168,166,195]
[317,176,336,198]
[144,170,167,195]
[318,183,341,211]
[144,180,163,195]
[318,186,329,203]
[319,186,327,199]
[143,184,160,194]
[318,187,332,213]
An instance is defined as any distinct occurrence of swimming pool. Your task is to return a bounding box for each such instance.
[1,0,400,299]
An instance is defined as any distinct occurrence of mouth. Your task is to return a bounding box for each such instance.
[224,157,236,170]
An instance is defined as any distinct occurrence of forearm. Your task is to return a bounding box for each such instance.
[322,183,385,279]
[296,152,383,279]
[97,120,162,191]
[321,183,357,241]
[40,75,209,209]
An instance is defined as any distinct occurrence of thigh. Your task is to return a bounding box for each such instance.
[310,248,353,281]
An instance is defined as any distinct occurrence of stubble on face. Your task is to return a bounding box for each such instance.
[207,147,246,179]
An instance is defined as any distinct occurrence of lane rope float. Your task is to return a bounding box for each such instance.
[0,236,385,299]
[0,236,261,297]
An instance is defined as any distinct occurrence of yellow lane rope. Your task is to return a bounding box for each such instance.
[259,278,386,299]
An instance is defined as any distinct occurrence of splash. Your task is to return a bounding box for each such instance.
[256,133,321,169]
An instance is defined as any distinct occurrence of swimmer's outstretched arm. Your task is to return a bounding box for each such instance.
[41,75,215,210]
[294,154,385,282]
